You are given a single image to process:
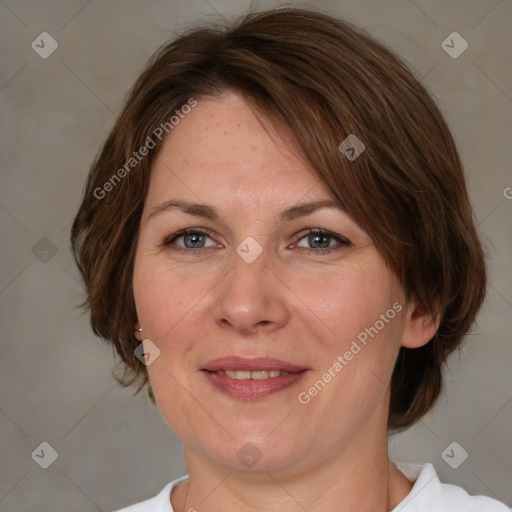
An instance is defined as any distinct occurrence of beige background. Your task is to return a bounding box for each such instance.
[1,0,511,510]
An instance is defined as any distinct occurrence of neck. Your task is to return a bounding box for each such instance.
[171,420,412,512]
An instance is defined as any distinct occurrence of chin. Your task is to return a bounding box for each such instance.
[204,434,306,474]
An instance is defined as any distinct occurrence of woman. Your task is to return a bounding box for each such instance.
[70,7,510,512]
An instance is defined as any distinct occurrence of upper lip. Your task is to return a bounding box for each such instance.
[202,356,308,373]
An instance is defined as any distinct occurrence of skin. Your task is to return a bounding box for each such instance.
[132,92,439,512]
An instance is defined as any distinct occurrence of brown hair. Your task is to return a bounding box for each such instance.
[70,7,486,431]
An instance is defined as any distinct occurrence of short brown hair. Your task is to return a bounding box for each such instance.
[70,7,486,431]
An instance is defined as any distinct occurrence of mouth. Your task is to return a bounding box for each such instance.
[201,356,309,400]
[206,369,295,379]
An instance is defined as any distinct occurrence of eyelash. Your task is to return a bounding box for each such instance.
[162,228,350,255]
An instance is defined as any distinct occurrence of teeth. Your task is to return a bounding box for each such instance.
[218,369,291,379]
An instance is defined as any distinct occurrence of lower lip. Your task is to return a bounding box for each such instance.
[202,370,308,400]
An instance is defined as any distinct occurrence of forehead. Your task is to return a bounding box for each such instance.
[146,93,335,208]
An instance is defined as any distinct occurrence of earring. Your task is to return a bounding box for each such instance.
[135,323,142,333]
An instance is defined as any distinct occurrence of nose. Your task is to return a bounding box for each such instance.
[212,242,290,337]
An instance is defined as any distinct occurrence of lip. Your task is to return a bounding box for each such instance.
[202,370,308,400]
[201,356,309,373]
[201,356,309,400]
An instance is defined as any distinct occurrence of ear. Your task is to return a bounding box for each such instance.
[134,322,143,342]
[401,296,440,349]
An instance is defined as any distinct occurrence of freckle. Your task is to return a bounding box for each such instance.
[237,123,240,127]
[251,146,256,151]
[204,126,209,131]
[223,130,228,135]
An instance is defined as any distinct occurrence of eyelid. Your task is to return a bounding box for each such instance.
[162,227,351,253]
[293,228,351,253]
[296,228,350,245]
[162,227,220,248]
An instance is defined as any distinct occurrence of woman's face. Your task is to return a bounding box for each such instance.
[132,92,414,474]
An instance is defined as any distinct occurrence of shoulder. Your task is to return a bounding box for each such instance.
[110,475,188,512]
[392,462,510,512]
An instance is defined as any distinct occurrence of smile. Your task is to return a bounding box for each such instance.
[213,369,291,379]
[202,369,308,400]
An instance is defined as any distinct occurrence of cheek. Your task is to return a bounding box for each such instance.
[132,256,210,340]
[289,260,399,341]
[132,259,205,428]
[292,261,405,400]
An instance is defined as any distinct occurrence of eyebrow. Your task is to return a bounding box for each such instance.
[147,198,346,223]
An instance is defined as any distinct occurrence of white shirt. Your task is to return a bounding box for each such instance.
[112,461,511,511]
